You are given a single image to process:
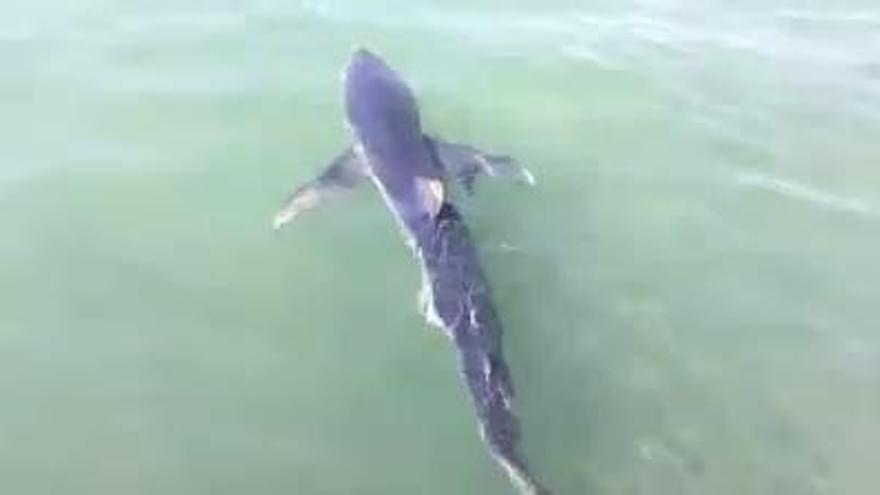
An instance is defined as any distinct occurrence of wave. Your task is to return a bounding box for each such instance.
[734,172,877,217]
[776,8,880,26]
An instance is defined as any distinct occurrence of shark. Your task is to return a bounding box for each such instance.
[273,49,549,495]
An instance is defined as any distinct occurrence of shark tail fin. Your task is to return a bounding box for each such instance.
[457,340,551,495]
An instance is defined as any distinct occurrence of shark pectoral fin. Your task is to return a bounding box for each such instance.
[425,136,535,194]
[272,146,367,230]
[272,183,324,230]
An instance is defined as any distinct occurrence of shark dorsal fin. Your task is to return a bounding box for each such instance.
[415,176,446,219]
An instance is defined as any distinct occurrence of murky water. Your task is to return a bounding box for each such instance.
[2,1,879,494]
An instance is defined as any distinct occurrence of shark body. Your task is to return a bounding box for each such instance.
[274,49,548,495]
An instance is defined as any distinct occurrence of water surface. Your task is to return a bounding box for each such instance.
[2,1,879,494]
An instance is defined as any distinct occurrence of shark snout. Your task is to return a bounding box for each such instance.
[350,47,379,64]
[345,47,391,83]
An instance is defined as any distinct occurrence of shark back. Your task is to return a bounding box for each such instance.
[416,204,550,495]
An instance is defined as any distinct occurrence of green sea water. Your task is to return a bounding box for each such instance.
[2,1,879,494]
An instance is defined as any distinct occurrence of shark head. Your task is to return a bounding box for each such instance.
[343,48,442,229]
[343,48,423,157]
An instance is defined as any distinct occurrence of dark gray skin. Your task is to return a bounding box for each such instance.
[274,49,548,495]
[344,49,448,239]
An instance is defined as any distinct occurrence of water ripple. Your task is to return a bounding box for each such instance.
[735,172,877,218]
